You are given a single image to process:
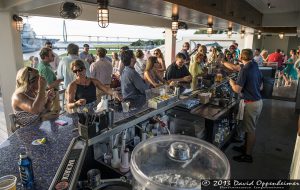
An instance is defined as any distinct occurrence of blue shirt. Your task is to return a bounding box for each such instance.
[121,66,149,100]
[236,60,262,101]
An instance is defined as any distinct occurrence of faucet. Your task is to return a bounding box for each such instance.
[112,129,128,150]
[110,129,128,169]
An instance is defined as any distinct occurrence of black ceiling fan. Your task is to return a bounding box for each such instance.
[60,2,82,19]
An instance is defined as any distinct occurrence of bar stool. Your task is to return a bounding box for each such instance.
[8,113,19,133]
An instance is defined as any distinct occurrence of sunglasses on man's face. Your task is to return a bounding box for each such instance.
[73,68,84,73]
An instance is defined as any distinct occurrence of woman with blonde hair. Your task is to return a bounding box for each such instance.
[11,67,56,127]
[144,56,166,88]
[153,48,166,78]
[189,52,205,89]
[197,45,208,63]
[208,47,218,66]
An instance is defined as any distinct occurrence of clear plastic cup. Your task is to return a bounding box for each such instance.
[0,175,17,190]
[121,102,130,113]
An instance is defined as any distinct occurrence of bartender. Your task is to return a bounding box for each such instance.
[224,49,263,163]
[165,53,192,84]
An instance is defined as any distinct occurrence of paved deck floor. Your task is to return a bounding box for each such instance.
[225,99,298,179]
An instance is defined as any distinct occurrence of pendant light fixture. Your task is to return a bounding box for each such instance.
[171,4,179,37]
[171,15,179,35]
[279,33,284,39]
[227,27,232,38]
[12,14,23,32]
[207,23,213,36]
[240,27,245,39]
[240,31,245,39]
[257,31,261,39]
[207,16,213,37]
[97,0,109,28]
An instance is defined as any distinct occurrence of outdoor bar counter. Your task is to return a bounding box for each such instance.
[0,76,239,189]
[0,97,183,189]
[0,116,77,189]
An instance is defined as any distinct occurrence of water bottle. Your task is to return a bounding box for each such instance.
[18,147,34,189]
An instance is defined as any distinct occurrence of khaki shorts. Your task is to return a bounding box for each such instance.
[242,99,263,133]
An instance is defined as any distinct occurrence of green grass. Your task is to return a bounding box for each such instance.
[57,50,114,58]
[93,44,128,49]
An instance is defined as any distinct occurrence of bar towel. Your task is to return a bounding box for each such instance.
[236,99,245,120]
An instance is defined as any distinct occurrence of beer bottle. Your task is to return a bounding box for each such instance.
[18,147,34,189]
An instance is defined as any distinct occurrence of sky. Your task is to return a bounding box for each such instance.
[27,16,197,42]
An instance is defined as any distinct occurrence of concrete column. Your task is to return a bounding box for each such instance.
[164,28,176,68]
[244,28,254,49]
[0,12,23,135]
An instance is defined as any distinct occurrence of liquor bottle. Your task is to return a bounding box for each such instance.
[18,147,34,189]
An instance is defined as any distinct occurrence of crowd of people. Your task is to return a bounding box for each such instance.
[14,41,194,127]
[12,40,300,164]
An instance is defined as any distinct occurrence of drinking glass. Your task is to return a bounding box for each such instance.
[0,175,17,190]
[121,102,130,113]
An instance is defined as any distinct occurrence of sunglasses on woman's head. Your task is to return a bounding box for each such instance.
[27,67,37,84]
[73,68,84,73]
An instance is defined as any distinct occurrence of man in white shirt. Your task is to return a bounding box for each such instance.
[79,44,95,65]
[57,43,90,89]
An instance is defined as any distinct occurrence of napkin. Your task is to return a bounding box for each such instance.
[95,97,108,113]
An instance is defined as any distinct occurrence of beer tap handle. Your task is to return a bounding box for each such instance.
[113,133,121,147]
